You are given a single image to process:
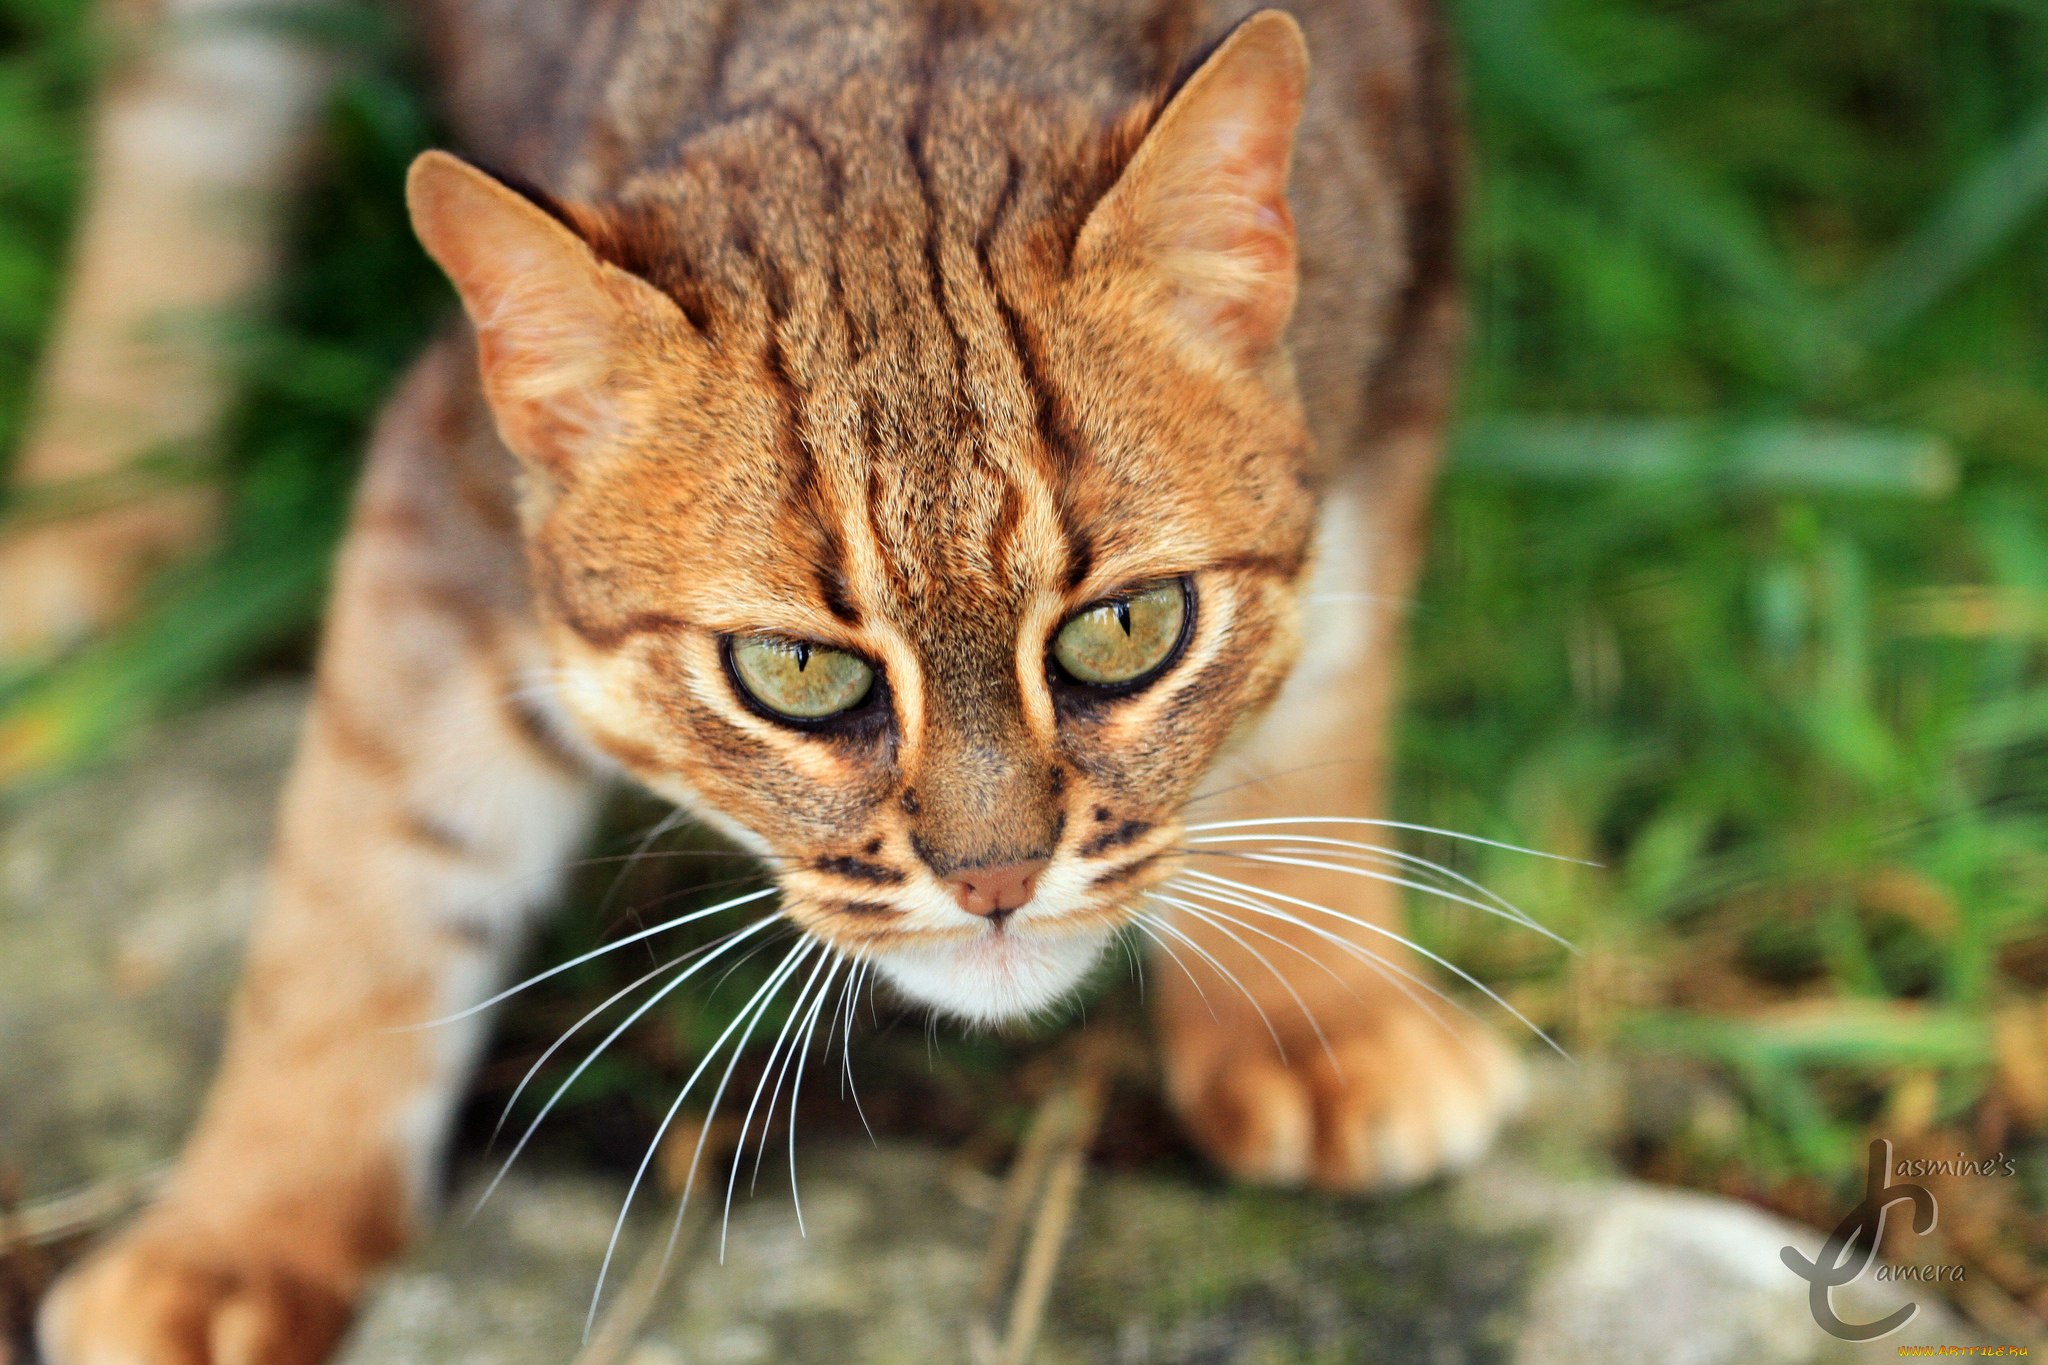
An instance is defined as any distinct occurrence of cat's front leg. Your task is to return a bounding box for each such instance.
[1154,830,1525,1189]
[1154,459,1526,1191]
[40,344,601,1365]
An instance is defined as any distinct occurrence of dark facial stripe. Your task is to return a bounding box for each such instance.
[1080,818,1152,859]
[828,899,902,919]
[776,108,845,212]
[1060,514,1095,594]
[988,478,1024,587]
[812,856,907,885]
[558,608,689,652]
[1212,548,1313,583]
[1090,850,1166,891]
[762,331,862,626]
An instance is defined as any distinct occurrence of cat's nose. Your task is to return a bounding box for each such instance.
[944,859,1048,919]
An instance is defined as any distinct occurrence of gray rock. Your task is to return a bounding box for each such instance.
[1459,1161,1983,1365]
[335,1168,658,1365]
[2,687,2024,1363]
[0,684,303,1200]
[334,1138,1995,1365]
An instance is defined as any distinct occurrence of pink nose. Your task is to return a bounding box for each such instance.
[944,860,1047,918]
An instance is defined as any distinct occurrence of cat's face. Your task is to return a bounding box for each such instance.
[411,15,1315,1020]
[531,279,1314,1021]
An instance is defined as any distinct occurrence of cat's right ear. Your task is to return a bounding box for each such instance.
[407,151,696,473]
[1073,10,1308,372]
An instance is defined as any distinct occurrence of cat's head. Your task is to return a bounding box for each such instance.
[410,13,1317,1023]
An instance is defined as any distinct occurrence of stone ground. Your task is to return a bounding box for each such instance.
[1,688,2023,1363]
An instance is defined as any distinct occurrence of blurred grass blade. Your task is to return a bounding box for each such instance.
[0,540,329,787]
[1624,1002,1993,1070]
[1452,0,1843,376]
[1455,416,1956,496]
[1843,96,2048,350]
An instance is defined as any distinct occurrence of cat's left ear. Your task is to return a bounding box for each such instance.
[1075,9,1308,369]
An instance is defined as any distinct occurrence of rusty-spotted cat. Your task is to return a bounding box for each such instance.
[42,4,1523,1360]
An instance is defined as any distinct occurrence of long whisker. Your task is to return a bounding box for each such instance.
[1186,842,1575,952]
[489,945,708,1151]
[1135,910,1291,1061]
[1191,837,1538,928]
[836,957,862,1100]
[1184,816,1596,865]
[595,870,776,945]
[1182,831,1549,931]
[1126,916,1218,1023]
[412,885,782,1030]
[781,951,848,1231]
[714,946,832,1261]
[1114,920,1147,998]
[1146,896,1340,1064]
[590,935,818,1334]
[740,951,842,1201]
[1162,879,1474,1053]
[1181,869,1570,1061]
[1149,891,1364,1008]
[839,958,877,1143]
[473,914,781,1216]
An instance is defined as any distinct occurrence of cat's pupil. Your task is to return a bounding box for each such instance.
[729,636,873,721]
[1051,579,1188,688]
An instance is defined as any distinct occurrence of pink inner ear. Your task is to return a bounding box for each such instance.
[1086,13,1309,366]
[409,152,688,470]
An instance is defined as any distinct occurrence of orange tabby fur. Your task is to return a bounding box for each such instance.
[42,4,1519,1361]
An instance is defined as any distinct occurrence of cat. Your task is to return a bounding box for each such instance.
[40,2,1523,1360]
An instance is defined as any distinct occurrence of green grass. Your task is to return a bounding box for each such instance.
[1402,0,2048,1199]
[6,0,2048,1289]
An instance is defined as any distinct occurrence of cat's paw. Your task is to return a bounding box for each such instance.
[38,1221,354,1365]
[1163,999,1527,1191]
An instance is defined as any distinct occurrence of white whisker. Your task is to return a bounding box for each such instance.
[1184,816,1596,866]
[1135,911,1290,1060]
[839,959,876,1143]
[1162,879,1474,1053]
[705,944,830,1263]
[489,953,688,1151]
[1188,842,1575,952]
[1149,892,1364,1008]
[1126,917,1218,1024]
[1143,898,1335,1065]
[1182,869,1570,1060]
[736,950,839,1204]
[472,914,781,1217]
[1114,920,1147,998]
[588,935,818,1335]
[781,952,845,1231]
[410,885,781,1030]
[1184,830,1557,937]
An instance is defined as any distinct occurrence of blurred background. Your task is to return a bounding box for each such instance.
[3,0,2048,1344]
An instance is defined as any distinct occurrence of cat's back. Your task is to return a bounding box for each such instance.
[419,0,1451,210]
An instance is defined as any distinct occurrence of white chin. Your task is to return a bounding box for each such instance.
[868,924,1114,1025]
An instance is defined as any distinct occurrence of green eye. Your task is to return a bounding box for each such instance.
[1052,579,1189,687]
[729,637,875,720]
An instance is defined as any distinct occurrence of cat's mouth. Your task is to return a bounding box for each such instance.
[863,915,1117,1024]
